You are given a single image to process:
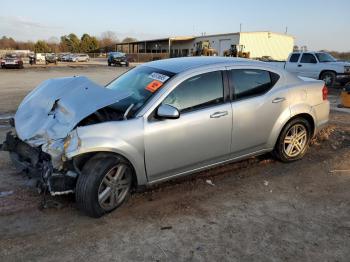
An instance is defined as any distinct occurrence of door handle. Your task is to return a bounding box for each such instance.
[210,111,228,118]
[272,97,286,103]
[298,64,302,67]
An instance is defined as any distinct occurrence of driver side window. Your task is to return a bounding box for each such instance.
[162,71,224,112]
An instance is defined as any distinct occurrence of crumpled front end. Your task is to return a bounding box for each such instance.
[1,76,130,195]
[1,131,77,195]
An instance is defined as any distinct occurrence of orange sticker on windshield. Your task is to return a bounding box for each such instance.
[146,80,163,93]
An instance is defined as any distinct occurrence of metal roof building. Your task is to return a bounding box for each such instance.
[114,31,294,62]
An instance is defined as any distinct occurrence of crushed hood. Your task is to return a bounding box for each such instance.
[15,76,130,146]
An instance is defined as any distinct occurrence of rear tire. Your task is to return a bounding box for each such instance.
[320,71,336,87]
[273,118,311,162]
[76,154,133,218]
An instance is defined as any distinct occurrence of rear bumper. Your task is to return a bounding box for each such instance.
[313,100,330,135]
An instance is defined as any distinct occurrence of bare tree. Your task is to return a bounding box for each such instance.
[122,37,137,43]
[99,31,119,49]
[47,36,60,44]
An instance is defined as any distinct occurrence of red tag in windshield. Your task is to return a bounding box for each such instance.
[146,80,163,93]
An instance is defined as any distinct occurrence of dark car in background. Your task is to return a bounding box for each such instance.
[108,52,129,67]
[1,54,24,69]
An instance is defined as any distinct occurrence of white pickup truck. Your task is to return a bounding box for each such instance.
[269,52,350,87]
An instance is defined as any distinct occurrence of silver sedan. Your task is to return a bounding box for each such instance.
[1,57,330,217]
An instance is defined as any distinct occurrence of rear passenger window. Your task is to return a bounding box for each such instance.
[163,71,224,112]
[300,53,317,63]
[289,53,300,63]
[230,69,279,100]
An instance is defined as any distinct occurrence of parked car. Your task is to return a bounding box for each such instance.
[58,53,71,62]
[66,54,77,62]
[269,51,350,87]
[108,52,129,67]
[1,57,330,217]
[0,54,24,69]
[69,54,90,62]
[61,54,74,62]
[45,53,58,65]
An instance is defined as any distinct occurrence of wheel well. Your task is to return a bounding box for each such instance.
[286,113,315,136]
[72,151,138,188]
[274,113,315,150]
[319,70,336,80]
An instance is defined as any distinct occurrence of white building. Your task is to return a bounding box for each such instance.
[115,31,295,62]
[194,31,294,60]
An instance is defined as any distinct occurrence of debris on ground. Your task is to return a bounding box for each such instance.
[161,226,172,230]
[39,199,64,210]
[264,180,269,186]
[205,179,215,186]
[329,170,350,173]
[0,190,14,197]
[311,126,335,144]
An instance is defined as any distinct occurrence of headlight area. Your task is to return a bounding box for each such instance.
[40,130,82,196]
[63,129,81,157]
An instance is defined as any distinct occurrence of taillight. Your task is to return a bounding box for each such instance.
[322,85,328,100]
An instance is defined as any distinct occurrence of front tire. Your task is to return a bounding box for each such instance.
[273,118,311,162]
[320,71,336,87]
[76,154,133,218]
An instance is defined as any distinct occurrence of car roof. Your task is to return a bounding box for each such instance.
[144,57,268,74]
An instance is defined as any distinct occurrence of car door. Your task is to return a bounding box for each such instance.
[296,53,319,78]
[284,53,301,75]
[144,70,233,182]
[228,68,290,155]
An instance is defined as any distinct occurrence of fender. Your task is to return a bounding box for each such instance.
[64,119,148,186]
[267,102,317,149]
[290,102,317,135]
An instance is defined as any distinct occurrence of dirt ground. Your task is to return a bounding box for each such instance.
[0,65,129,114]
[0,66,349,262]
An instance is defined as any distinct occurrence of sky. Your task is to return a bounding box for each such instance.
[0,0,349,51]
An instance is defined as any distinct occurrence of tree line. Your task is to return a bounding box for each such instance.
[0,31,137,53]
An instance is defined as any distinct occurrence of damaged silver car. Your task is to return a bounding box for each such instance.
[1,57,330,217]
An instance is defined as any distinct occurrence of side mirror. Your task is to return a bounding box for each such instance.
[156,104,180,119]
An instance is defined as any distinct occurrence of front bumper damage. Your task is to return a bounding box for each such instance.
[0,76,133,196]
[1,76,133,196]
[1,132,77,195]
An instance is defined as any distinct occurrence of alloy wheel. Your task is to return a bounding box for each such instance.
[98,164,131,211]
[283,124,308,157]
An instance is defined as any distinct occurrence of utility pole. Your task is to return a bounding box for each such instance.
[240,23,242,33]
[285,26,288,34]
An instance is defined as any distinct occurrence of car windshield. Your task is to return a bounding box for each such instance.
[5,54,16,59]
[316,53,337,62]
[106,66,175,113]
[111,52,124,58]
